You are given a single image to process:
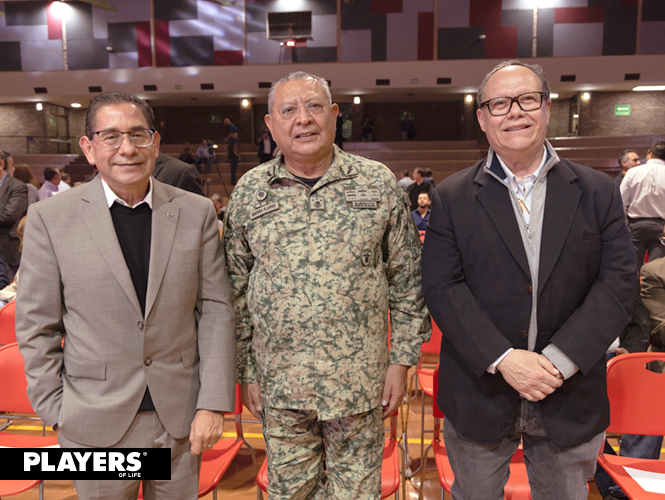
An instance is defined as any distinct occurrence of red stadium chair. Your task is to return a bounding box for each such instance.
[0,343,60,500]
[0,300,17,345]
[418,365,532,500]
[597,353,665,500]
[256,410,402,499]
[404,319,442,477]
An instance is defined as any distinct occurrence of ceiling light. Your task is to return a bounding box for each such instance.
[633,85,665,91]
[465,94,473,103]
[581,92,590,101]
[36,103,43,111]
[573,114,579,118]
[353,96,360,105]
[71,103,82,108]
[550,93,559,99]
[241,99,250,107]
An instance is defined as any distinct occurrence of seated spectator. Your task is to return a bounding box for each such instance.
[423,168,435,186]
[58,170,72,192]
[412,192,431,230]
[196,139,213,174]
[398,170,413,192]
[0,215,26,306]
[13,164,39,207]
[178,142,195,164]
[37,167,61,201]
[407,167,432,209]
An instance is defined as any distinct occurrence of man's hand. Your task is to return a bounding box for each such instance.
[189,409,224,455]
[615,347,630,356]
[381,364,408,418]
[241,383,262,420]
[497,350,563,402]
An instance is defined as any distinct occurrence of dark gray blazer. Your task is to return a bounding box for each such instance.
[153,152,204,196]
[422,154,637,447]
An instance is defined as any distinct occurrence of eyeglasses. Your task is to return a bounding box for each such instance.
[92,129,156,149]
[276,101,328,120]
[480,92,546,116]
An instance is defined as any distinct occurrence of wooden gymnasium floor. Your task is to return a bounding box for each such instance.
[7,358,609,499]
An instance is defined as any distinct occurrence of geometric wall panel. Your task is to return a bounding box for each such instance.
[438,27,485,59]
[640,21,665,55]
[5,1,47,26]
[387,11,418,61]
[437,0,470,28]
[20,39,63,71]
[108,22,137,53]
[0,41,22,71]
[553,23,603,57]
[340,29,372,62]
[154,0,198,21]
[170,35,214,66]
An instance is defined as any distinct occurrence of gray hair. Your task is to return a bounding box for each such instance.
[85,91,156,139]
[267,71,332,115]
[618,149,637,168]
[477,60,551,106]
[211,193,221,201]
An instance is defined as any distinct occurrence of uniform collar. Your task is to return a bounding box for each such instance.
[267,144,360,189]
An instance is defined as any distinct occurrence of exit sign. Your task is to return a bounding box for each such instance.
[615,105,630,116]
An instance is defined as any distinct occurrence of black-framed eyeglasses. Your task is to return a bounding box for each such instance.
[92,129,156,149]
[480,92,546,116]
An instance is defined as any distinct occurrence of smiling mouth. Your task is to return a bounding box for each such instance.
[505,125,530,132]
[296,132,316,139]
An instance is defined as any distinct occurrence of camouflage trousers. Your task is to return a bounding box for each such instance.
[262,406,384,500]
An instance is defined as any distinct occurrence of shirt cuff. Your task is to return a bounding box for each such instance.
[541,344,579,380]
[487,348,514,374]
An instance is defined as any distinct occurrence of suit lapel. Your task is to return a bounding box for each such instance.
[79,177,142,316]
[538,161,581,294]
[145,180,179,319]
[474,167,531,281]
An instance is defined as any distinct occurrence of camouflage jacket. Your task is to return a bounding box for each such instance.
[224,145,431,419]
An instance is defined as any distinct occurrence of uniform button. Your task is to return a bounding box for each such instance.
[526,285,533,294]
[144,357,152,366]
[519,330,528,338]
[138,321,144,329]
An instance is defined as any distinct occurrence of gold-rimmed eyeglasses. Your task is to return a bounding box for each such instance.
[480,92,546,116]
[92,129,156,149]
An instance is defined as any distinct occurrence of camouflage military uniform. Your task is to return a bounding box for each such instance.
[224,145,430,498]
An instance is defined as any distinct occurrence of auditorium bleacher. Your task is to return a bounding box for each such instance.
[15,134,665,205]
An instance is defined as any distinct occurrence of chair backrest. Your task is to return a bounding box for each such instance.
[421,319,443,355]
[432,364,444,419]
[0,342,36,414]
[606,352,665,435]
[0,300,17,345]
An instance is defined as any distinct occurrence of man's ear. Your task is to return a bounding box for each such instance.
[79,136,96,166]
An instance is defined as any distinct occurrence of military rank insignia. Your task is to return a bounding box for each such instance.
[309,196,325,211]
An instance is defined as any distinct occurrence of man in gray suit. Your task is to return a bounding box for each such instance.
[0,149,27,281]
[16,91,236,500]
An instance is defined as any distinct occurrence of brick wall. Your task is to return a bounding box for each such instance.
[579,90,665,137]
[547,97,574,138]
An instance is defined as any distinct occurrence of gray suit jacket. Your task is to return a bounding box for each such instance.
[16,176,236,447]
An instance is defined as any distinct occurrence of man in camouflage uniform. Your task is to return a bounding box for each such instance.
[224,71,430,499]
